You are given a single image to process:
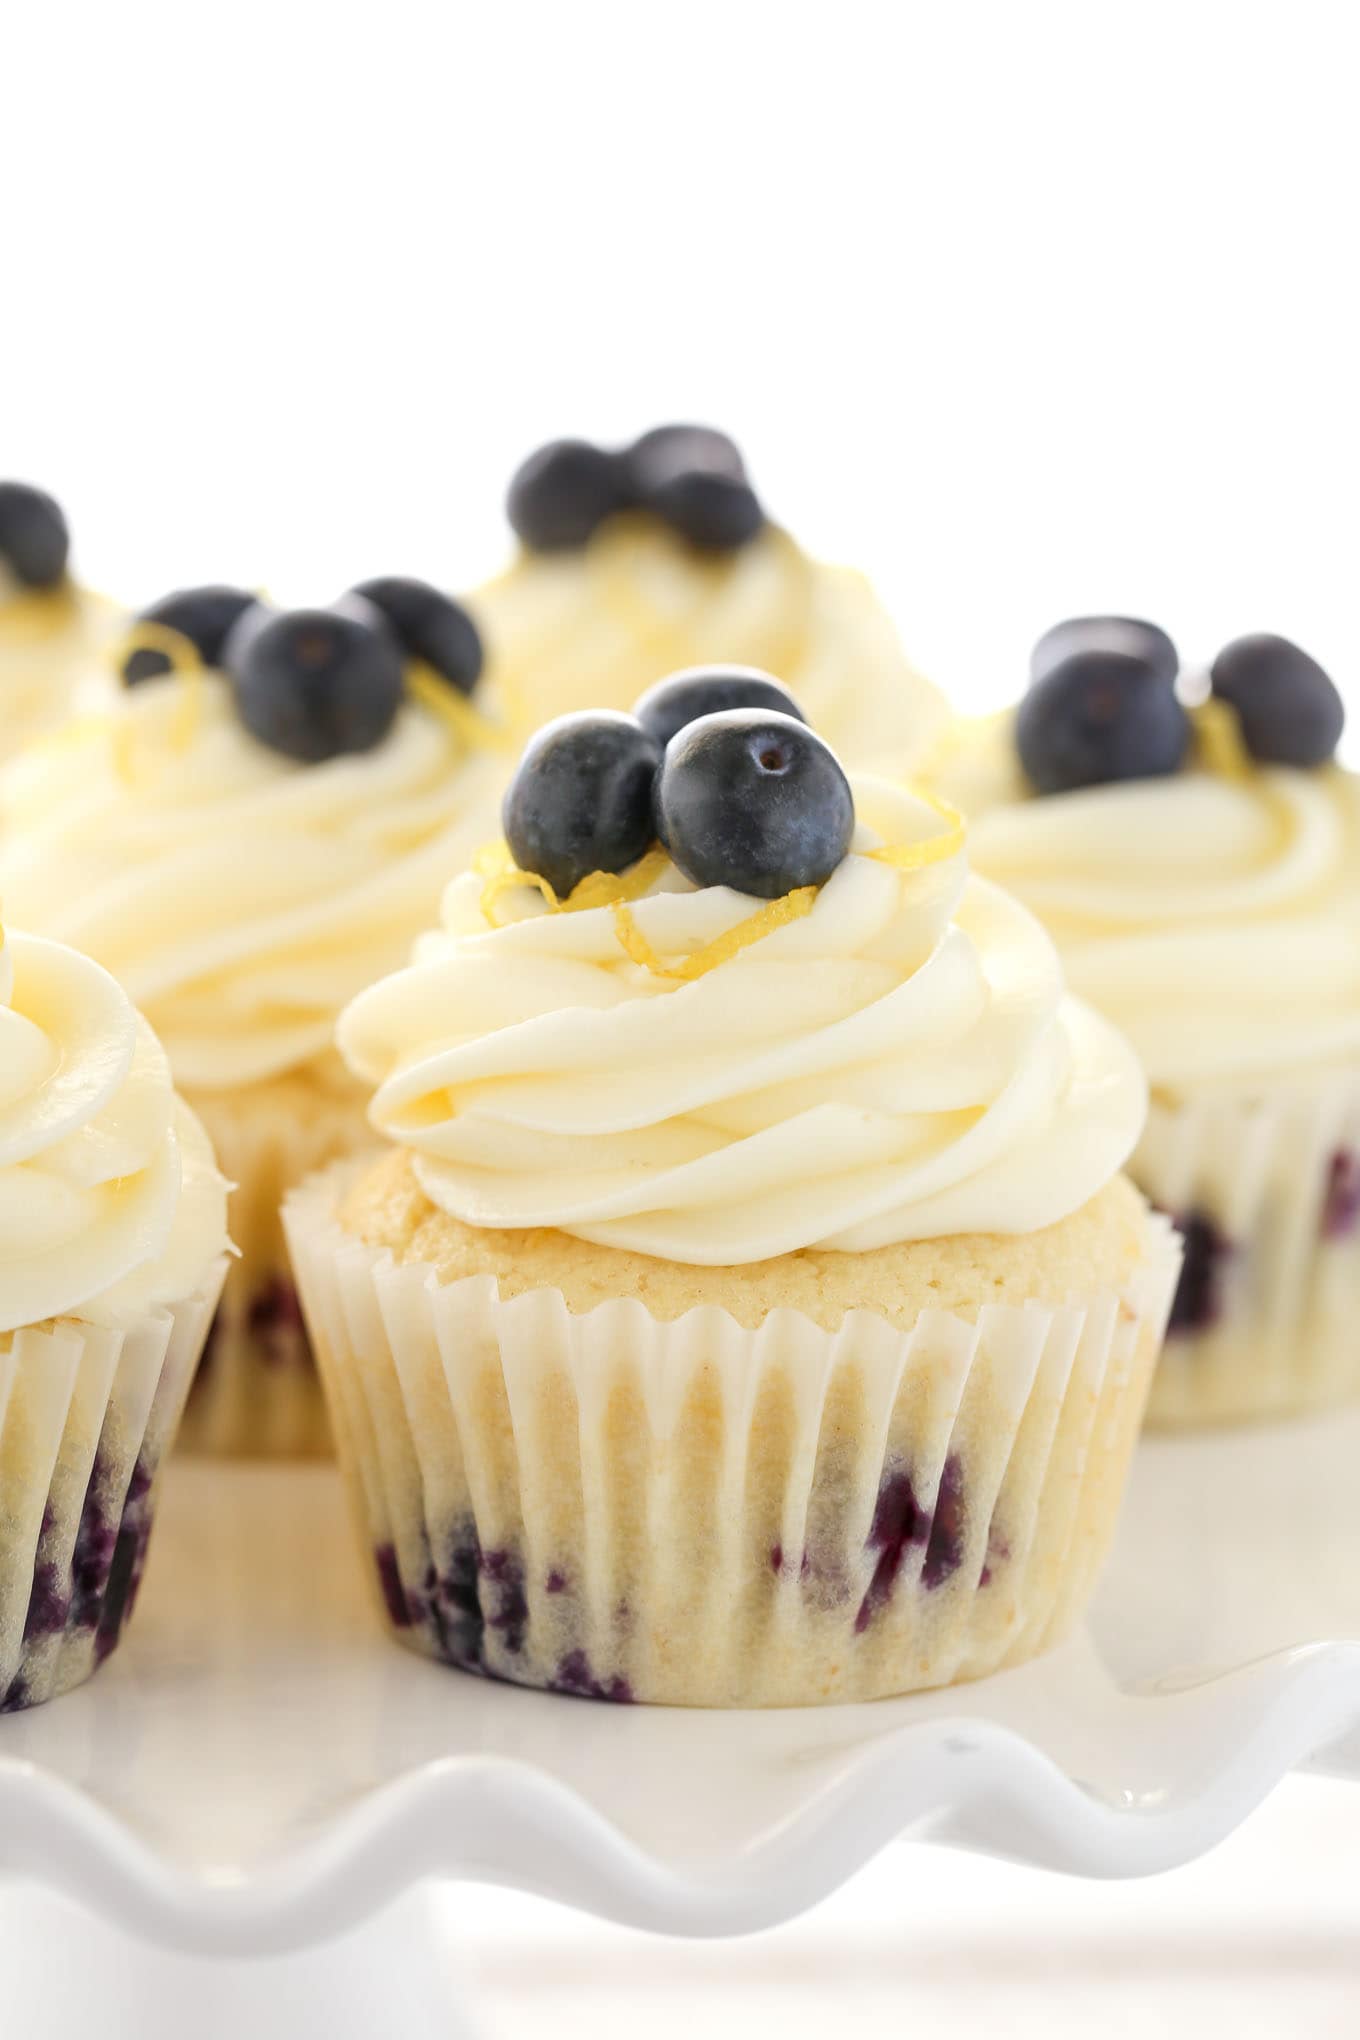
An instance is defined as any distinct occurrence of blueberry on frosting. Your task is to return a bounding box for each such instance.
[506,424,766,556]
[1017,650,1191,794]
[507,440,632,552]
[1210,633,1344,768]
[0,481,69,588]
[349,576,484,697]
[230,605,405,763]
[1031,616,1179,691]
[121,585,262,685]
[502,710,661,898]
[654,710,854,898]
[633,665,806,751]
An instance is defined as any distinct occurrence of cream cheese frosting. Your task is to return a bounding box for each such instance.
[939,716,1360,1095]
[337,777,1145,1264]
[0,672,507,1092]
[0,578,119,763]
[0,928,229,1331]
[474,517,947,775]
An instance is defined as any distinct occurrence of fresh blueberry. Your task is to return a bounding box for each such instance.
[1210,633,1345,768]
[1030,616,1179,689]
[655,710,854,898]
[230,606,404,763]
[0,481,70,588]
[648,469,764,552]
[507,438,632,551]
[633,665,806,751]
[348,575,484,696]
[503,710,661,898]
[622,423,746,499]
[121,584,262,684]
[1016,651,1190,794]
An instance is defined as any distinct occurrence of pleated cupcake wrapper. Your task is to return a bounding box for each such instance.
[0,1262,227,1712]
[285,1169,1179,1707]
[178,1077,375,1459]
[1136,1070,1360,1427]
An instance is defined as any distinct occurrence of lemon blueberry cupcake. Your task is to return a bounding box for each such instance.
[473,425,947,774]
[0,577,507,1457]
[932,619,1359,1426]
[284,671,1179,1706]
[0,483,118,763]
[0,921,228,1710]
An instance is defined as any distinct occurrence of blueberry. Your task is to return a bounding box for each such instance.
[633,665,806,751]
[0,481,69,588]
[1167,1212,1231,1334]
[348,575,484,696]
[655,710,853,898]
[622,423,746,499]
[121,584,262,684]
[1210,633,1345,768]
[503,711,661,897]
[648,469,764,552]
[1031,616,1179,689]
[507,438,632,551]
[1016,651,1190,795]
[230,606,404,763]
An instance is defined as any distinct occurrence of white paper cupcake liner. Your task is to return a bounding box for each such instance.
[177,1076,375,1459]
[1136,1070,1360,1427]
[0,1263,226,1712]
[285,1169,1179,1707]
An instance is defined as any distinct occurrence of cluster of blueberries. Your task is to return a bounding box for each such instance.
[1018,617,1346,795]
[507,424,765,556]
[0,481,71,588]
[502,668,854,903]
[118,578,484,764]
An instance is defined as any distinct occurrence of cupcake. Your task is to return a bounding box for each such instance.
[0,578,508,1457]
[0,922,228,1710]
[473,426,947,773]
[0,483,118,762]
[931,618,1360,1426]
[284,674,1178,1706]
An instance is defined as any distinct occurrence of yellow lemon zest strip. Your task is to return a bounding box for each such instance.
[1190,695,1253,782]
[475,840,670,928]
[613,886,818,981]
[108,622,206,779]
[407,659,516,755]
[867,787,967,873]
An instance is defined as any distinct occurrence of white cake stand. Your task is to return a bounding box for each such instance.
[4,1412,1360,2038]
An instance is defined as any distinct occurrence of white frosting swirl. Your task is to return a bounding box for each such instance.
[474,517,947,775]
[0,583,119,763]
[0,673,507,1091]
[337,779,1144,1264]
[946,719,1360,1093]
[0,929,229,1332]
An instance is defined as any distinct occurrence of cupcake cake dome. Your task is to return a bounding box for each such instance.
[0,922,228,1710]
[473,425,948,775]
[0,578,507,1456]
[285,677,1179,1706]
[0,483,119,762]
[933,620,1359,1425]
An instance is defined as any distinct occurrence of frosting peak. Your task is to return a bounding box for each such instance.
[0,930,229,1331]
[338,778,1145,1263]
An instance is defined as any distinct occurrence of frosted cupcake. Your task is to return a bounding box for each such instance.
[0,578,507,1457]
[0,483,118,762]
[0,923,228,1710]
[933,619,1359,1426]
[285,673,1178,1706]
[473,426,947,773]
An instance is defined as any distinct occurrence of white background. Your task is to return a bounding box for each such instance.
[6,1,1359,2030]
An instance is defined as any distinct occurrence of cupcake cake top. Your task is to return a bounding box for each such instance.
[0,578,509,1092]
[934,620,1360,1094]
[338,670,1145,1264]
[0,922,229,1332]
[474,425,947,774]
